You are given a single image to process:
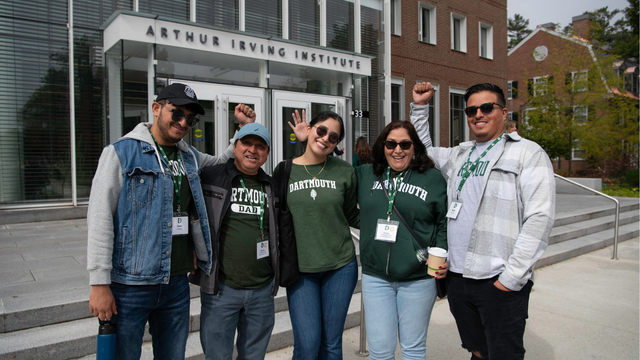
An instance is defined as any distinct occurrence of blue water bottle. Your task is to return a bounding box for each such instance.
[96,316,117,360]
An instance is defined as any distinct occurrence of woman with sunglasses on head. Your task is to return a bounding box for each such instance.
[354,120,448,360]
[274,110,360,360]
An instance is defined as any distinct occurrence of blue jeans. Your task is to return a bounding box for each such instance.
[109,275,190,360]
[447,272,533,360]
[199,280,275,360]
[286,257,358,360]
[361,274,438,360]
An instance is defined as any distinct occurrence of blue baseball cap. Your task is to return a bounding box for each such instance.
[236,123,271,148]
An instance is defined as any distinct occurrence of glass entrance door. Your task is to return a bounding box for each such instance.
[168,80,265,156]
[272,91,347,166]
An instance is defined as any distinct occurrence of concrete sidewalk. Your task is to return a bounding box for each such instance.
[266,238,640,360]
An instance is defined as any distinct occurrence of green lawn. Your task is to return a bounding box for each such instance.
[602,184,640,198]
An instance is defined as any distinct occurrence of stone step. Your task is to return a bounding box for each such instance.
[552,200,638,227]
[536,221,639,269]
[549,210,639,245]
[0,254,362,334]
[1,268,363,360]
[74,292,365,360]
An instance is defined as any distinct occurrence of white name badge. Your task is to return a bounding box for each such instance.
[172,215,189,235]
[375,219,399,243]
[257,238,269,259]
[446,201,463,219]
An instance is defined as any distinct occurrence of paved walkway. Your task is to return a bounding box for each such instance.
[266,238,640,360]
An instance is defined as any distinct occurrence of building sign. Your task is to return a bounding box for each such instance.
[103,12,372,76]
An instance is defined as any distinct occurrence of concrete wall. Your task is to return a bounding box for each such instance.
[556,177,602,195]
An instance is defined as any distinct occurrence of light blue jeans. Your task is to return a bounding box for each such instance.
[200,280,275,360]
[362,274,438,360]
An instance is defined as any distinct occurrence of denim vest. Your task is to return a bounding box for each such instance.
[110,138,213,285]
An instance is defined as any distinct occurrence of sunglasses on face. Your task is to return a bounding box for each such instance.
[384,140,413,150]
[315,125,340,144]
[163,105,199,127]
[463,102,504,117]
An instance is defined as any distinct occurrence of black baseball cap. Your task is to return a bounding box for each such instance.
[156,83,205,115]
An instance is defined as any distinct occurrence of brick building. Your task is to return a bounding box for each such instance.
[389,0,508,147]
[507,14,639,173]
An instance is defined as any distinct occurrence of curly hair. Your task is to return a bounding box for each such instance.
[355,137,372,164]
[372,121,434,176]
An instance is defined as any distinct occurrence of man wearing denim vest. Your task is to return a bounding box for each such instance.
[411,83,555,360]
[86,83,256,359]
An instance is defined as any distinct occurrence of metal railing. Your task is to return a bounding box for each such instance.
[349,228,369,356]
[554,174,620,260]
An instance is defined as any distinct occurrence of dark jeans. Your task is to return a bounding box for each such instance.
[286,258,358,360]
[447,272,533,360]
[109,275,190,360]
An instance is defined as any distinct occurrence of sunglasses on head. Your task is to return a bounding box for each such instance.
[163,105,199,127]
[463,102,504,117]
[315,125,340,144]
[384,140,413,150]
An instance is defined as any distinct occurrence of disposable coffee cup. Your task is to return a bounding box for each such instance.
[427,247,448,276]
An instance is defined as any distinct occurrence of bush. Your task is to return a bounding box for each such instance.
[625,170,639,188]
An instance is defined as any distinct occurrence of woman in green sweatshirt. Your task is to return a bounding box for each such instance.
[274,110,360,360]
[354,120,448,359]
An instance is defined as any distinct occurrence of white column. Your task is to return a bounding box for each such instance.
[239,0,245,31]
[133,0,139,12]
[282,0,289,39]
[258,60,268,88]
[384,0,391,125]
[147,44,155,123]
[190,0,196,22]
[354,0,361,53]
[319,0,326,46]
[68,0,77,206]
[107,52,123,143]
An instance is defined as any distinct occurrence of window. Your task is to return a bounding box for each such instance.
[391,0,401,36]
[419,2,436,45]
[391,78,404,121]
[521,108,534,126]
[529,76,549,97]
[451,13,467,52]
[573,105,588,125]
[570,70,588,92]
[450,89,466,146]
[572,141,586,160]
[507,80,518,99]
[479,23,493,59]
[507,111,519,122]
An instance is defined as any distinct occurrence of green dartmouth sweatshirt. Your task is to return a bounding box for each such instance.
[355,164,448,282]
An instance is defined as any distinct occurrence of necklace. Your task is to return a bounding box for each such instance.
[304,159,327,179]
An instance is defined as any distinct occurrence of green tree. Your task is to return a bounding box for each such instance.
[508,14,532,50]
[587,1,639,58]
[520,46,638,177]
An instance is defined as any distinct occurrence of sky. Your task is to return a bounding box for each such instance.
[507,0,630,29]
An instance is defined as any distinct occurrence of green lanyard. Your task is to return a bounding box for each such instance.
[238,176,266,240]
[455,133,505,201]
[149,131,184,212]
[385,166,407,220]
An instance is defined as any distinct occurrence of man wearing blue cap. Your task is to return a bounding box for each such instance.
[87,82,257,359]
[192,123,280,360]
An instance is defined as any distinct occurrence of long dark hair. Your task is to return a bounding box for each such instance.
[372,121,434,176]
[355,137,372,164]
